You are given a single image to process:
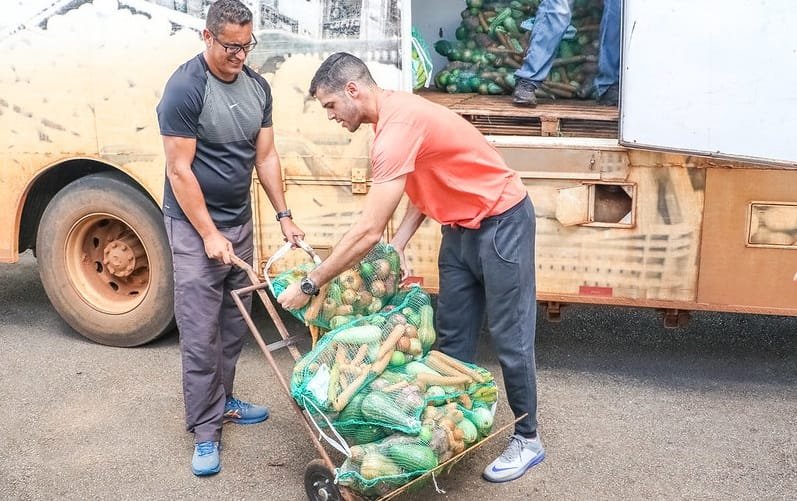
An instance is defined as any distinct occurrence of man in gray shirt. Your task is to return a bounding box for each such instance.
[156,0,304,476]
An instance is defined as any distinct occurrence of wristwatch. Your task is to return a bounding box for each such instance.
[276,209,292,222]
[300,276,320,296]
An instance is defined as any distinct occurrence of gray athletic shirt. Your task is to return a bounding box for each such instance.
[157,53,273,227]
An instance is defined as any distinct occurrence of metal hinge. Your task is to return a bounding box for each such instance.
[351,167,368,194]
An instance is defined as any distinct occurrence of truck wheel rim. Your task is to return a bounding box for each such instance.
[64,213,152,315]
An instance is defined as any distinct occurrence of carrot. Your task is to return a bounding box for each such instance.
[332,369,370,411]
[478,12,490,32]
[304,283,330,322]
[377,324,406,360]
[428,351,485,383]
[327,362,341,404]
[335,344,347,367]
[370,349,393,375]
[350,343,369,366]
[416,373,471,386]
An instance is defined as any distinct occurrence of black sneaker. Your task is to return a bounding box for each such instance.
[597,83,619,106]
[512,78,537,107]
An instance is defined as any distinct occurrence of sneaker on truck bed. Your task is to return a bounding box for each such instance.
[597,83,619,106]
[512,78,538,107]
[223,396,269,425]
[482,433,545,483]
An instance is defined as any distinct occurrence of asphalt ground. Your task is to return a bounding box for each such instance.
[1,252,795,500]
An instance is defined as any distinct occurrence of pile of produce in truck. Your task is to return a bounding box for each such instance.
[281,259,498,496]
[433,0,604,97]
[271,242,403,331]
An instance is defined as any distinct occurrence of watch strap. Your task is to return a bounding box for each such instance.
[276,209,292,222]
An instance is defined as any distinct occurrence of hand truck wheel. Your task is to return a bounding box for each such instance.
[304,459,342,501]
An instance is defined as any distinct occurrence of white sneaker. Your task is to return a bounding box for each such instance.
[482,433,545,483]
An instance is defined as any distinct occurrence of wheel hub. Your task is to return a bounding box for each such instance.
[103,232,146,278]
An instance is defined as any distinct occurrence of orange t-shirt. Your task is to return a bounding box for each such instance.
[370,91,526,229]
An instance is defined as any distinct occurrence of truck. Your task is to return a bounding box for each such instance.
[2,0,795,347]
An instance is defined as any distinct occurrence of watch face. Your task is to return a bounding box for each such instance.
[300,277,315,295]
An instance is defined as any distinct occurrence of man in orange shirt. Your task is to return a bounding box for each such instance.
[278,52,543,483]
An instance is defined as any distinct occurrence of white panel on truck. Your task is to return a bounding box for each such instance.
[619,0,797,166]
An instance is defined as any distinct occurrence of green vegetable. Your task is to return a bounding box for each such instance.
[359,262,375,281]
[417,305,436,351]
[361,391,419,430]
[337,392,366,422]
[489,8,513,35]
[470,407,494,435]
[334,325,382,344]
[503,16,521,35]
[337,423,388,445]
[385,443,439,472]
[424,385,446,400]
[389,351,407,367]
[457,418,478,444]
[404,361,440,377]
[418,424,433,444]
[434,39,453,57]
[360,452,400,480]
[329,315,355,330]
[470,385,498,405]
[327,282,343,305]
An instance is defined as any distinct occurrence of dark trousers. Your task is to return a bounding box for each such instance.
[164,216,253,443]
[436,196,538,436]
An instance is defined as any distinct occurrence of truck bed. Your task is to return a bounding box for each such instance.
[418,90,619,139]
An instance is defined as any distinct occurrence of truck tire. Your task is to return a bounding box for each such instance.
[37,172,174,347]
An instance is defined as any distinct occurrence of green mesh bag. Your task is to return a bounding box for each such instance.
[290,285,436,414]
[326,353,497,436]
[271,242,402,330]
[335,396,498,496]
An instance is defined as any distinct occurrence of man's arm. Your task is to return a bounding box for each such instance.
[163,135,233,263]
[389,199,427,279]
[254,127,305,243]
[277,175,408,310]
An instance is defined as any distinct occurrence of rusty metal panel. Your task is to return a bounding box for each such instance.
[698,169,797,309]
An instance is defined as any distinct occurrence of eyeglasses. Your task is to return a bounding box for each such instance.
[210,31,257,56]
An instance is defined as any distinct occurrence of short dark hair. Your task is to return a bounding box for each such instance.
[206,0,252,35]
[309,52,377,97]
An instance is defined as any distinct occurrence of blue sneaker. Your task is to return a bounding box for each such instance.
[191,441,220,476]
[223,396,269,425]
[482,433,545,483]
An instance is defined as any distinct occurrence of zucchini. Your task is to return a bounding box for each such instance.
[417,305,436,351]
[337,392,366,422]
[385,443,438,472]
[404,361,440,377]
[361,391,419,430]
[334,325,382,345]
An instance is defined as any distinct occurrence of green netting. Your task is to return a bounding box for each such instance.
[324,355,497,435]
[272,242,402,330]
[289,275,501,497]
[290,285,437,414]
[335,398,497,497]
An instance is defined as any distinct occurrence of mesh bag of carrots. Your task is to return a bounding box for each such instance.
[335,398,497,497]
[291,282,499,496]
[290,285,438,413]
[330,353,497,438]
[271,242,403,330]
